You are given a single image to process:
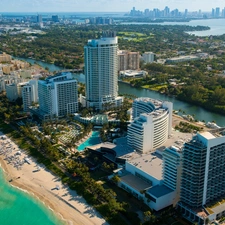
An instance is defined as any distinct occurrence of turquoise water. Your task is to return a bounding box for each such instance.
[77,131,101,151]
[0,168,64,225]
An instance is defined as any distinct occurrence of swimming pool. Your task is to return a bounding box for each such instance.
[77,131,101,151]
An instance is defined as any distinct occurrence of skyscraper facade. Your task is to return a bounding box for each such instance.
[178,130,225,224]
[22,84,32,112]
[84,31,123,110]
[216,7,220,17]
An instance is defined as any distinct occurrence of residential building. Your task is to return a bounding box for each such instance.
[118,50,139,71]
[22,80,39,112]
[84,31,123,110]
[0,53,11,62]
[0,73,24,92]
[22,84,32,112]
[37,14,42,23]
[142,52,155,63]
[5,80,29,102]
[29,79,38,103]
[38,72,78,119]
[52,15,59,22]
[178,130,225,224]
[5,83,18,101]
[17,82,29,97]
[128,101,173,153]
[162,146,181,191]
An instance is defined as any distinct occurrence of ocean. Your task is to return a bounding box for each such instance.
[0,168,64,225]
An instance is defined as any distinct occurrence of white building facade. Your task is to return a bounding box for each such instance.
[162,146,181,191]
[128,100,173,153]
[84,31,123,110]
[115,152,176,211]
[132,97,162,119]
[38,73,78,118]
[142,52,155,63]
[21,80,39,112]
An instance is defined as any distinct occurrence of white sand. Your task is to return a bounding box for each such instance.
[0,133,108,225]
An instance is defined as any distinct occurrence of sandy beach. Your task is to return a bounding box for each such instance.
[0,133,108,225]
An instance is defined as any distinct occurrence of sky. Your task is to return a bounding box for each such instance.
[0,0,225,13]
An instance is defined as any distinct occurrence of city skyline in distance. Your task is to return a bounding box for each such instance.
[0,0,225,13]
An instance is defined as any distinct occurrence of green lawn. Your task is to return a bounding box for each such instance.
[118,31,147,37]
[142,84,168,91]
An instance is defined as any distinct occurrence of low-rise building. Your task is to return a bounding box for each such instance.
[166,55,199,64]
[120,70,147,78]
[0,53,11,62]
[115,152,177,211]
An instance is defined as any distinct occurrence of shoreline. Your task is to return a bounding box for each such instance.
[0,133,108,225]
[0,164,70,225]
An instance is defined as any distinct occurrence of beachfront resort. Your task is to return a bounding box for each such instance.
[1,31,225,225]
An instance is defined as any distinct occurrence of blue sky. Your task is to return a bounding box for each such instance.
[0,0,225,12]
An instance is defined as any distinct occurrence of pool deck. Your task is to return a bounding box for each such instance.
[77,131,101,151]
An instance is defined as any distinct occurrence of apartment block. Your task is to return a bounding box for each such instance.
[118,50,139,71]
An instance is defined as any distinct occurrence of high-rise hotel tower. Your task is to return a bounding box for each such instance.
[38,72,78,119]
[84,31,123,110]
[178,130,225,224]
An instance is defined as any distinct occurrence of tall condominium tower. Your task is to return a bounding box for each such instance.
[38,72,78,119]
[178,130,225,224]
[84,31,123,110]
[22,80,38,112]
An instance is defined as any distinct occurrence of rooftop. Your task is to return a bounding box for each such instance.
[146,108,168,120]
[211,201,225,215]
[120,173,152,192]
[147,185,174,198]
[167,55,199,61]
[88,137,134,158]
[208,127,225,138]
[200,131,216,140]
[134,97,162,108]
[126,152,163,180]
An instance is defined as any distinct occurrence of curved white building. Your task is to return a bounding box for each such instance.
[132,97,163,119]
[128,99,173,153]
